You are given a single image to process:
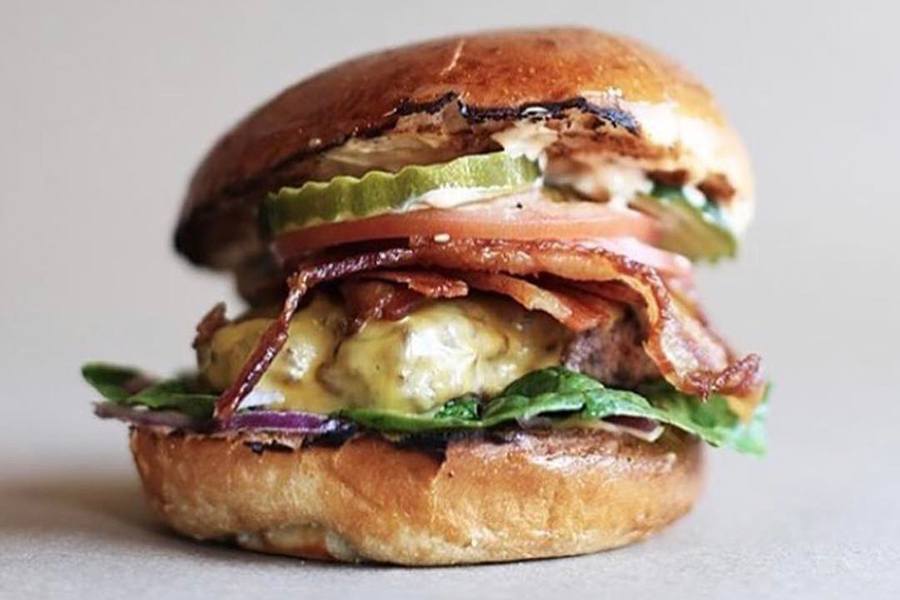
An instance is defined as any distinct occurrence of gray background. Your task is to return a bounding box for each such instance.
[2,1,898,598]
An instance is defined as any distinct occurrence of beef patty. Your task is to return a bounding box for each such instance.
[563,317,660,389]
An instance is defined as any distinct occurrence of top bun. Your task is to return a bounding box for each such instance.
[177,27,753,269]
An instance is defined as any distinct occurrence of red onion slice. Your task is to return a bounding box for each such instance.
[94,402,351,435]
[94,402,201,430]
[601,415,664,442]
[219,410,351,434]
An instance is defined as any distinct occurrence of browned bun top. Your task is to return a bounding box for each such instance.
[177,27,753,269]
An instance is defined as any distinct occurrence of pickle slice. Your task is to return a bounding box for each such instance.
[631,185,737,262]
[264,152,540,234]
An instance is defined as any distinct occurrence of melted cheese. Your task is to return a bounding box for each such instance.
[198,294,568,414]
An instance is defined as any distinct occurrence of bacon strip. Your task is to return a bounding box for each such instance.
[216,240,763,420]
[193,302,228,349]
[341,270,470,330]
[357,270,468,298]
[407,238,763,411]
[455,271,622,332]
[346,269,622,333]
[340,279,424,331]
[216,247,417,420]
[406,239,761,394]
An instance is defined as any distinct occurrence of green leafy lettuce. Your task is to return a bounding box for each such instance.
[339,367,768,455]
[82,363,216,420]
[83,363,767,455]
[631,184,738,262]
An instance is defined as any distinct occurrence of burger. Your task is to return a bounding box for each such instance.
[83,27,767,565]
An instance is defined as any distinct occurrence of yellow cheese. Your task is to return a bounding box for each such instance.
[198,293,568,414]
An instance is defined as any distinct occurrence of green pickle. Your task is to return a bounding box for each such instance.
[632,184,737,262]
[263,151,737,263]
[264,152,540,234]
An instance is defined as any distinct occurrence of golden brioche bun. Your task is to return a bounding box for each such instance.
[130,426,703,565]
[175,27,753,270]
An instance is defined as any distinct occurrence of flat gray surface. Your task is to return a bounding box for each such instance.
[2,1,899,598]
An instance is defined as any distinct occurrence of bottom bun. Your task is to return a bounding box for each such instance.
[130,427,703,565]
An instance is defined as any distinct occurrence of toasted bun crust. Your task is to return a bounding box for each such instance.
[176,27,753,270]
[130,427,703,565]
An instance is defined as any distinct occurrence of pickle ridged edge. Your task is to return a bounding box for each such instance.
[263,152,540,234]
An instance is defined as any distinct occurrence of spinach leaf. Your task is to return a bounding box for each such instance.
[83,363,767,455]
[637,381,768,455]
[630,184,738,262]
[82,363,217,419]
[81,363,143,402]
[433,395,481,420]
[337,367,768,455]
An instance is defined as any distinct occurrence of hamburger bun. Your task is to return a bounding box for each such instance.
[130,426,703,565]
[176,27,753,270]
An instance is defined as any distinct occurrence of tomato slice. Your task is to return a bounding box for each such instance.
[273,189,661,260]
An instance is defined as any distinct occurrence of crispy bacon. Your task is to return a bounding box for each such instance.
[340,280,424,331]
[355,270,468,298]
[215,240,763,420]
[216,247,417,420]
[347,269,623,332]
[341,270,469,330]
[193,302,228,349]
[455,271,622,332]
[404,238,762,401]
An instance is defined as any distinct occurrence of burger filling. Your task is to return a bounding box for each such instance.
[84,136,768,456]
[197,293,569,414]
[265,150,737,263]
